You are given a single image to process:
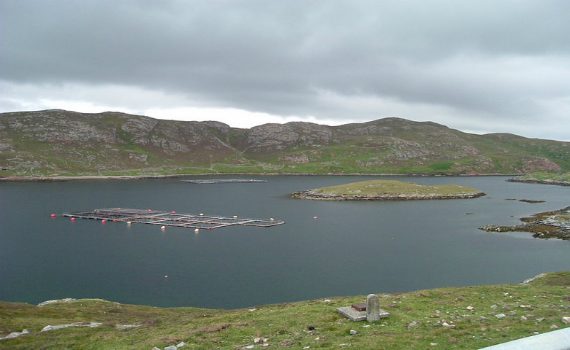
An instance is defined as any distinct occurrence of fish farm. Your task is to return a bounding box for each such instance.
[62,208,284,230]
[181,179,267,184]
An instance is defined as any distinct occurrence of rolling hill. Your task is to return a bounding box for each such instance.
[0,110,568,176]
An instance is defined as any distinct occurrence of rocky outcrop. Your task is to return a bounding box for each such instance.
[480,206,570,240]
[246,122,332,152]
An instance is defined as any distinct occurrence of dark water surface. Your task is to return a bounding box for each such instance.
[0,176,568,308]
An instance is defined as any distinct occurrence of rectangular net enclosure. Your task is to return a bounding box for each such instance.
[62,208,284,230]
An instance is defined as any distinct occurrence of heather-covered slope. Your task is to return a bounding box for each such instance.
[1,110,569,176]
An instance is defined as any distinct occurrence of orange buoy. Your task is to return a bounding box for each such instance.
[50,213,57,218]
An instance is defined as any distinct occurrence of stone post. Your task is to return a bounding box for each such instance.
[366,294,380,322]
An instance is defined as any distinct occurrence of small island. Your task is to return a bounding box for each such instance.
[480,206,570,240]
[291,179,486,201]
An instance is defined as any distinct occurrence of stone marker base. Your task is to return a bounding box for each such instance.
[337,307,390,321]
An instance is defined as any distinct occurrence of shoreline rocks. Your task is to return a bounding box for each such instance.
[480,206,570,240]
[507,178,570,187]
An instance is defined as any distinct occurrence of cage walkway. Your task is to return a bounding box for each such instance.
[62,208,284,230]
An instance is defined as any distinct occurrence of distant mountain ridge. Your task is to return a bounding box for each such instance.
[0,109,568,176]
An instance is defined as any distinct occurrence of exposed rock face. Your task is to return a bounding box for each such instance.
[521,158,561,172]
[280,154,310,164]
[0,109,568,175]
[246,122,332,152]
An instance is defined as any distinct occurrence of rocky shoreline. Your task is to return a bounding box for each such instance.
[480,206,570,240]
[291,190,486,201]
[507,178,570,186]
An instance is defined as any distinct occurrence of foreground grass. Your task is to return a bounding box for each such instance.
[1,273,569,349]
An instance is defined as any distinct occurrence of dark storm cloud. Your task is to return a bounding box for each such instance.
[1,0,570,138]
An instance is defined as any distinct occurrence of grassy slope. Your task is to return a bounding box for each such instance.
[1,273,569,349]
[312,180,482,196]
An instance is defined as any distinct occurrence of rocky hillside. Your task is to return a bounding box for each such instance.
[1,109,569,176]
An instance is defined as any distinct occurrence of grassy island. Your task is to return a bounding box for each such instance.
[1,272,569,349]
[291,179,485,200]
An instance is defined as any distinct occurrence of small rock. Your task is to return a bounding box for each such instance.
[430,343,438,346]
[562,317,570,324]
[244,346,254,350]
[495,313,506,319]
[37,298,77,307]
[248,308,257,312]
[254,337,262,344]
[176,342,186,348]
[521,316,528,321]
[164,346,177,350]
[536,318,545,322]
[152,347,160,350]
[323,299,331,303]
[407,321,418,329]
[303,346,310,349]
[550,324,559,329]
[115,324,141,330]
[533,332,540,335]
[490,304,498,309]
[0,329,29,340]
[349,329,358,335]
[442,322,455,328]
[466,306,474,311]
[362,324,370,328]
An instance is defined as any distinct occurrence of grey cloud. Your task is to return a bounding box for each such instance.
[1,0,570,139]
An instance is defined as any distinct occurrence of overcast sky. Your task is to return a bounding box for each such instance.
[1,0,569,140]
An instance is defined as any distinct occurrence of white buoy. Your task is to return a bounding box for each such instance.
[199,213,204,216]
[160,225,166,231]
[126,221,132,226]
[233,215,238,218]
[270,218,274,221]
[164,275,168,278]
[194,228,199,233]
[313,216,318,219]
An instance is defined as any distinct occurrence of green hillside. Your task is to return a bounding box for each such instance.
[1,110,569,177]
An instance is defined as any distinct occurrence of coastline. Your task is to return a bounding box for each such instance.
[507,178,570,187]
[0,172,517,182]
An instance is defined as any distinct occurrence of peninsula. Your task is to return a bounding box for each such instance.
[480,206,570,240]
[291,179,485,200]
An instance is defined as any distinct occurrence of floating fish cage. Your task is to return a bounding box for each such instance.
[181,179,267,184]
[63,208,284,230]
